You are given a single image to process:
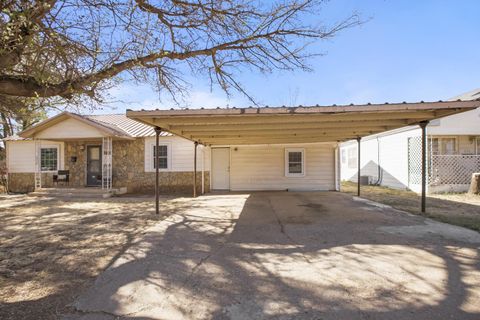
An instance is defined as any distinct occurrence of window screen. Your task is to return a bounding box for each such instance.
[153,145,168,169]
[288,151,303,174]
[41,148,58,171]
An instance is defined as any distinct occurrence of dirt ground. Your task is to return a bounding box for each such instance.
[341,181,480,232]
[65,191,480,320]
[0,194,190,320]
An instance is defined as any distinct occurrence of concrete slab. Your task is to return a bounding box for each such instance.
[65,192,480,320]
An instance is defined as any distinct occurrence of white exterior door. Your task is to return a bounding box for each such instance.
[212,148,230,190]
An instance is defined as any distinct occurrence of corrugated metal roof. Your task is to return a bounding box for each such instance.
[85,114,170,137]
[2,113,169,141]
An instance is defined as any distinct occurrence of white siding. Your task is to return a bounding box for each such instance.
[144,136,209,172]
[228,143,336,191]
[6,140,65,173]
[340,128,421,190]
[428,108,480,135]
[35,118,105,139]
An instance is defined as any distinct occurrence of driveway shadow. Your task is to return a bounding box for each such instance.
[66,192,480,320]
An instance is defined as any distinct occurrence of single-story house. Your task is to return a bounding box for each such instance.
[4,99,479,196]
[4,112,209,194]
[340,89,480,193]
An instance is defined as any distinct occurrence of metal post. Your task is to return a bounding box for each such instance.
[155,127,162,215]
[356,136,361,196]
[193,141,198,198]
[420,121,429,213]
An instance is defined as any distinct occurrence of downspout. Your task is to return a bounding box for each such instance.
[373,137,383,185]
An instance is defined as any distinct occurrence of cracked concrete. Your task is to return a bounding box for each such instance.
[64,191,480,320]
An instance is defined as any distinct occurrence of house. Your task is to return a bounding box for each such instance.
[4,99,478,195]
[340,89,480,193]
[127,100,477,199]
[4,112,209,194]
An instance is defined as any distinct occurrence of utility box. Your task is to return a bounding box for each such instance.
[359,175,370,186]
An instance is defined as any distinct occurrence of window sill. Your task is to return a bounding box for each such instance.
[285,173,306,178]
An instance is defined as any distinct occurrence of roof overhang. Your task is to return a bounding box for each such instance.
[126,100,480,145]
[19,112,134,140]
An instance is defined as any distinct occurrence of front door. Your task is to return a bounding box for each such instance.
[86,145,102,186]
[212,148,230,190]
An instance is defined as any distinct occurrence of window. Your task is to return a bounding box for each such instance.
[285,148,305,177]
[430,137,457,155]
[441,138,457,155]
[341,149,346,164]
[41,147,58,171]
[347,147,357,169]
[153,145,168,169]
[431,138,440,155]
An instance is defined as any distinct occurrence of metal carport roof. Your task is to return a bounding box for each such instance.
[126,100,479,145]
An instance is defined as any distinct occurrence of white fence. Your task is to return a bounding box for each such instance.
[429,155,480,192]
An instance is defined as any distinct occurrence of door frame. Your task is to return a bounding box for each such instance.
[210,147,231,190]
[85,144,102,187]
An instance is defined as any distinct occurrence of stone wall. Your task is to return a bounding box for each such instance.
[7,172,58,193]
[7,138,210,194]
[111,139,210,194]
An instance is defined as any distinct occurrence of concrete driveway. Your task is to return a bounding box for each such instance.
[66,192,480,320]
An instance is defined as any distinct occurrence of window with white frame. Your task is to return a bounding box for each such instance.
[40,147,58,171]
[153,145,169,169]
[285,148,305,177]
[341,149,346,164]
[347,146,357,169]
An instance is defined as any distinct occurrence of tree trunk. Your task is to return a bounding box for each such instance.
[468,173,480,194]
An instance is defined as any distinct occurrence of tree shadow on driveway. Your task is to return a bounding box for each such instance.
[67,191,480,320]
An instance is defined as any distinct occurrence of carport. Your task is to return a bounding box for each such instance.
[127,100,479,214]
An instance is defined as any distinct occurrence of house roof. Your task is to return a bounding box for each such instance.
[126,99,480,145]
[450,88,480,101]
[12,112,170,140]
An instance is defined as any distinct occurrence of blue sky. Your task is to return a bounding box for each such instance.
[104,0,480,113]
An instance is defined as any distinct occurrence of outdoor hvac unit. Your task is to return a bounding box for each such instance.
[359,176,370,186]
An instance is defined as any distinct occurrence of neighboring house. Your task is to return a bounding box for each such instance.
[4,112,209,193]
[340,89,480,193]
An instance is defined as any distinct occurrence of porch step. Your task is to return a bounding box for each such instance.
[28,187,127,199]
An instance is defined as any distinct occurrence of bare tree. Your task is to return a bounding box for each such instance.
[0,0,360,102]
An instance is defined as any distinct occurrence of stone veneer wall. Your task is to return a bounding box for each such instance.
[8,138,210,194]
[8,172,56,193]
[111,138,210,194]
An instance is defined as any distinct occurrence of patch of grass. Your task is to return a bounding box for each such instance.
[341,181,480,232]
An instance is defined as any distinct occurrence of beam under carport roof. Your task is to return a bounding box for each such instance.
[126,100,479,145]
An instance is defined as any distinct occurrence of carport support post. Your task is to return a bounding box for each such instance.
[155,127,162,215]
[356,137,361,196]
[193,141,198,198]
[420,121,429,213]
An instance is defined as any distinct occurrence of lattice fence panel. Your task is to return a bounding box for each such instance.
[408,136,422,186]
[430,155,480,185]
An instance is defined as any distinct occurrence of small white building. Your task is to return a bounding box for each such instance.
[340,89,480,193]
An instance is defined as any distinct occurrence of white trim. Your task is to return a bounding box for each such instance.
[145,141,172,172]
[40,145,60,172]
[284,148,305,177]
[211,147,231,190]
